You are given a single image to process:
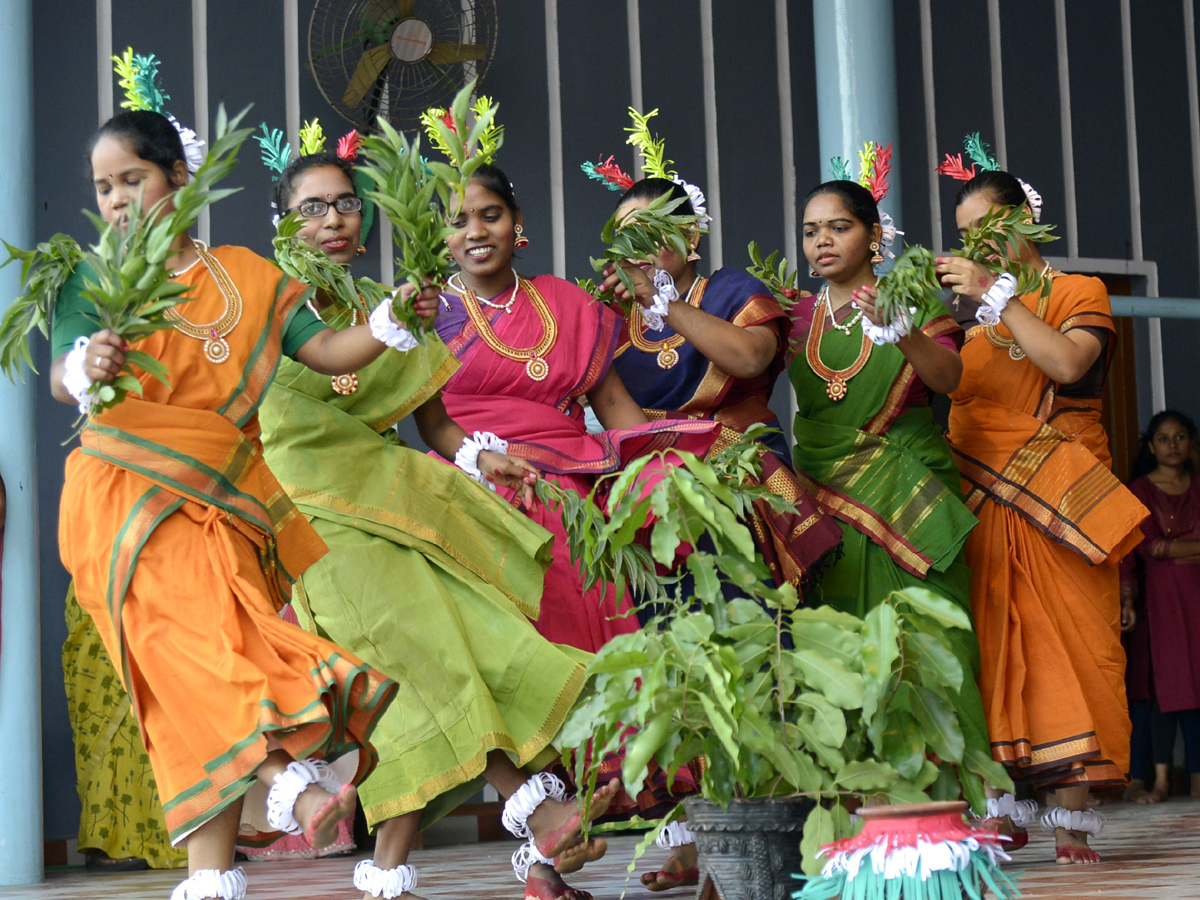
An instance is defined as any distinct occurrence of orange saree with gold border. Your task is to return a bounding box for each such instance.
[57,246,396,843]
[948,274,1147,787]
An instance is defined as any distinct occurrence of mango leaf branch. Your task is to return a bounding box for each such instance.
[588,192,700,316]
[0,234,84,380]
[956,203,1059,300]
[746,241,802,310]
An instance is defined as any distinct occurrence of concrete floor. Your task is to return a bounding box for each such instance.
[4,797,1199,899]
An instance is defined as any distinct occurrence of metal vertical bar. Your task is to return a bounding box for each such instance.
[918,0,941,253]
[1121,0,1143,262]
[1185,0,1200,291]
[0,0,42,885]
[813,0,903,228]
[544,0,565,278]
[96,0,113,123]
[627,0,643,172]
[775,0,797,269]
[1053,0,1079,258]
[699,0,723,268]
[192,0,210,244]
[987,0,1007,169]
[284,0,301,157]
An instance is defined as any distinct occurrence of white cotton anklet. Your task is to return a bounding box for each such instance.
[655,820,696,849]
[265,758,343,836]
[985,793,1038,828]
[353,860,419,898]
[1040,806,1104,837]
[511,839,555,883]
[975,272,1017,327]
[170,868,247,900]
[454,431,509,487]
[369,296,419,352]
[641,268,679,332]
[502,772,567,840]
[63,336,94,415]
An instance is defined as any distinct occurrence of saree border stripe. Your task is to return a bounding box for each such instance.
[369,351,460,432]
[953,444,1111,563]
[559,306,619,412]
[104,487,186,685]
[863,315,960,435]
[82,425,275,536]
[793,468,933,576]
[362,662,586,824]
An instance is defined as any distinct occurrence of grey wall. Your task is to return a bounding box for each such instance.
[27,0,1200,840]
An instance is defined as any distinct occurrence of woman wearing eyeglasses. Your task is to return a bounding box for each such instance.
[258,149,616,900]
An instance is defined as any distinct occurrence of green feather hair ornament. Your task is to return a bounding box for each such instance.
[112,48,169,114]
[299,118,326,156]
[625,107,676,180]
[255,124,292,177]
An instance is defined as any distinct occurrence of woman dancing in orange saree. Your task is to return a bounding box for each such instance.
[51,110,405,899]
[939,168,1147,864]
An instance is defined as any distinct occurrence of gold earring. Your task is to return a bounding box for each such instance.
[356,244,367,255]
[809,266,818,277]
[686,250,701,263]
[870,242,884,265]
[514,224,530,249]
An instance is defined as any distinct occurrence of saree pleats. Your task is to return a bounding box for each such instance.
[259,318,588,830]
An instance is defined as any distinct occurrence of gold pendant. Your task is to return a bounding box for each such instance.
[826,376,848,402]
[331,373,359,395]
[204,335,231,364]
[1008,344,1026,361]
[525,356,549,381]
[657,347,680,369]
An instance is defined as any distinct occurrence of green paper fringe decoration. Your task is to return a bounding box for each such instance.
[792,853,1022,900]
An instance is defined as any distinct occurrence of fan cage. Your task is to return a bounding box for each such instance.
[308,0,497,133]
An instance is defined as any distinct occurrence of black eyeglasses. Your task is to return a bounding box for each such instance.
[290,197,364,219]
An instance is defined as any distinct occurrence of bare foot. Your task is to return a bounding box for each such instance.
[527,780,622,859]
[1054,828,1101,865]
[294,782,357,849]
[555,837,608,875]
[980,815,1028,851]
[1135,783,1169,804]
[526,862,593,900]
[641,843,700,891]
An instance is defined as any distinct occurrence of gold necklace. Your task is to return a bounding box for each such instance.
[984,263,1060,360]
[450,270,520,313]
[806,293,872,401]
[629,276,707,369]
[164,241,243,364]
[307,298,362,395]
[460,274,558,381]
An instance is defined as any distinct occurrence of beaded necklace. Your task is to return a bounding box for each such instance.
[629,276,707,369]
[164,241,242,364]
[805,288,873,402]
[460,274,558,381]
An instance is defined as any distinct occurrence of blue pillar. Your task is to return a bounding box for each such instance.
[0,0,43,887]
[812,0,903,228]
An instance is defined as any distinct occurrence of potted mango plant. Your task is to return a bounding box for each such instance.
[544,433,1014,900]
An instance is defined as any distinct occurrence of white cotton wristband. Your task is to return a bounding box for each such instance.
[975,272,1017,327]
[170,868,247,900]
[353,860,419,898]
[369,297,419,352]
[857,304,915,346]
[641,268,679,332]
[63,336,95,415]
[454,431,509,487]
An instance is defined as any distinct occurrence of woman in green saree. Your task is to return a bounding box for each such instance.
[257,152,615,900]
[787,179,993,807]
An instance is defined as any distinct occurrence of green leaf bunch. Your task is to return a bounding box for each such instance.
[63,104,252,417]
[746,242,802,310]
[956,203,1059,300]
[355,121,451,340]
[0,234,83,380]
[552,447,1012,876]
[417,78,505,219]
[588,192,701,315]
[873,244,944,325]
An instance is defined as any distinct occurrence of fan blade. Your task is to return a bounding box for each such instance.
[397,0,415,16]
[426,42,487,65]
[343,43,393,108]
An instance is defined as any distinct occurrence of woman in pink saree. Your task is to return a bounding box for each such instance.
[433,164,718,654]
[433,164,719,892]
